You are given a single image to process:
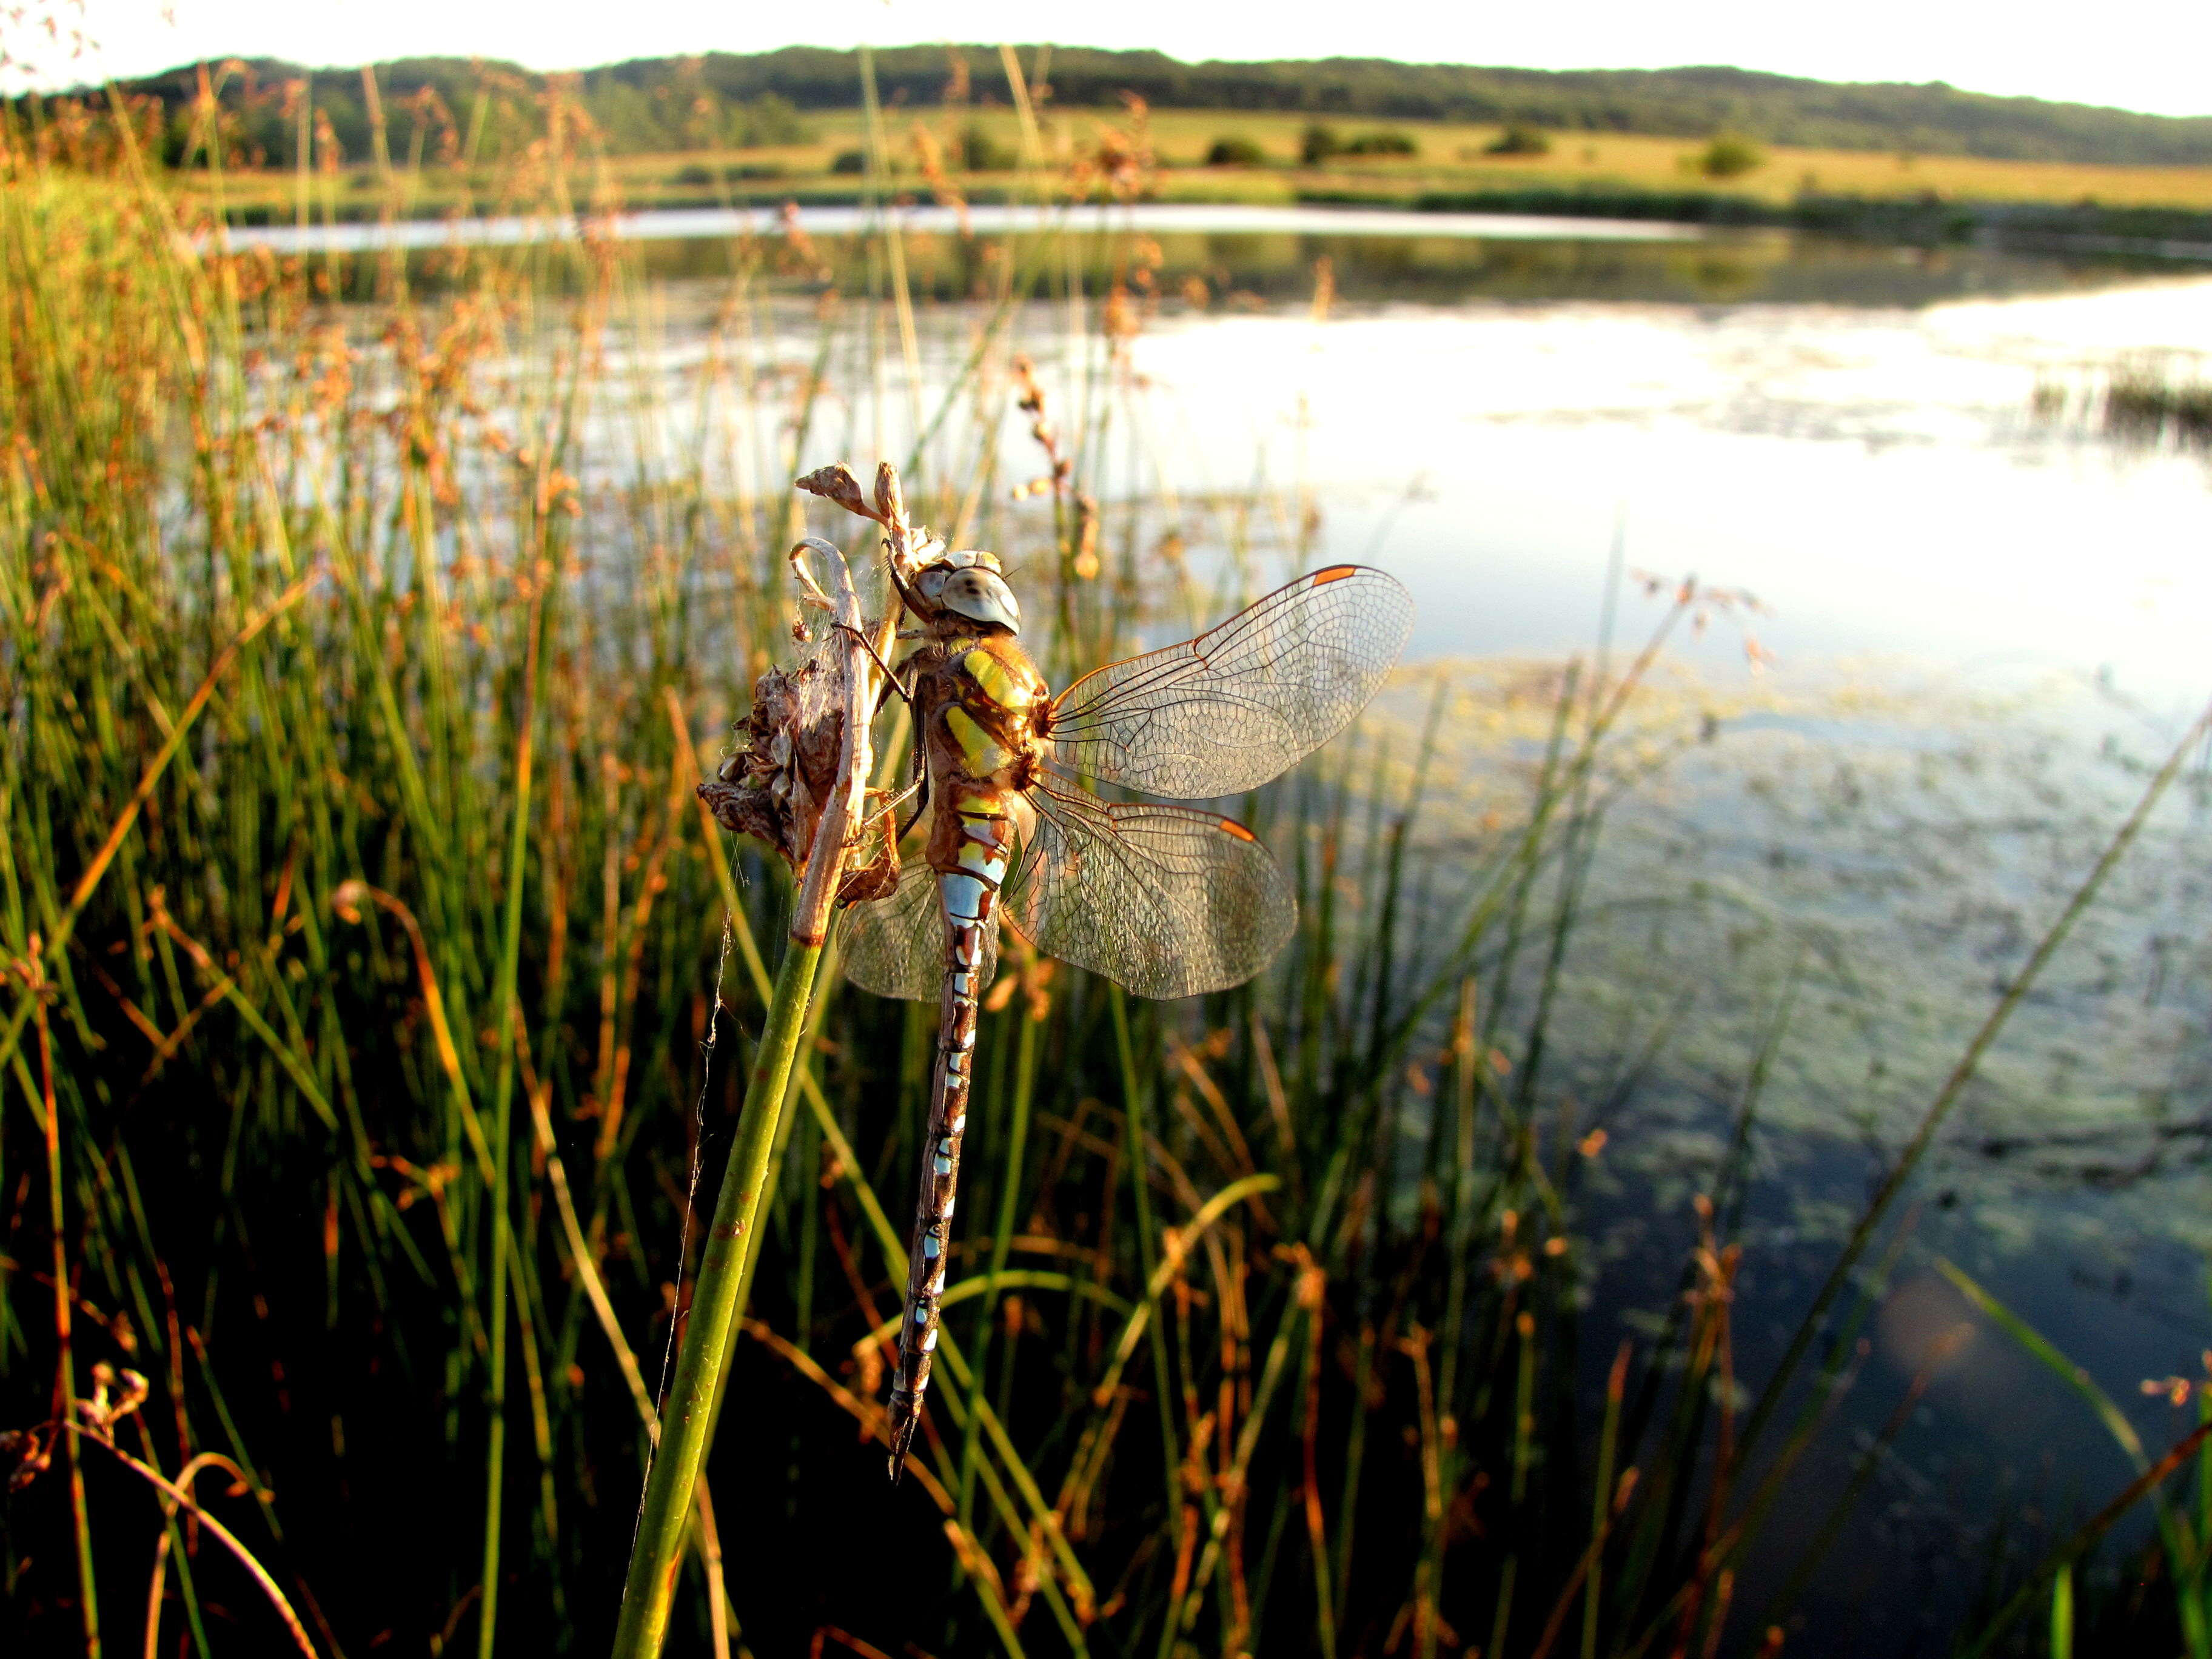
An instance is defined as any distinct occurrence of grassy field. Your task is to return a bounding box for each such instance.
[9,84,2212,1659]
[1097,109,2212,210]
[164,103,2212,222]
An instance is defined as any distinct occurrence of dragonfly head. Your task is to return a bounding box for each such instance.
[909,549,1022,635]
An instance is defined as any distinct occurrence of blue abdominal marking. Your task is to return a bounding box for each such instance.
[942,873,985,920]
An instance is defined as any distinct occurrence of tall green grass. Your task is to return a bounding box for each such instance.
[3,73,2207,1659]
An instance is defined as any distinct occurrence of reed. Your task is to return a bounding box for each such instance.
[2,68,2202,1659]
[2105,355,2212,446]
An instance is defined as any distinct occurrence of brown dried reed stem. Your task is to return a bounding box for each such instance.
[62,1425,318,1659]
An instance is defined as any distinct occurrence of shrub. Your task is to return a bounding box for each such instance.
[830,149,866,174]
[958,124,1018,172]
[1299,122,1342,166]
[1486,122,1552,156]
[1204,135,1267,167]
[1344,129,1419,156]
[1698,131,1766,179]
[734,94,809,149]
[671,162,786,186]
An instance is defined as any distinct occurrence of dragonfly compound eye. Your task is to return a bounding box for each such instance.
[939,569,1022,634]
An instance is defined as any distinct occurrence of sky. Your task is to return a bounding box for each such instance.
[6,0,2212,119]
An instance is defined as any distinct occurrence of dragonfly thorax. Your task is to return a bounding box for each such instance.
[911,634,1048,870]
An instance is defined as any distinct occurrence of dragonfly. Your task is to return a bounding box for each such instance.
[841,549,1413,1482]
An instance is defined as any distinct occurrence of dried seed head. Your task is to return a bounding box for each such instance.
[4,1424,53,1491]
[796,463,879,523]
[695,660,899,908]
[873,461,905,526]
[1072,492,1100,580]
[75,1361,147,1435]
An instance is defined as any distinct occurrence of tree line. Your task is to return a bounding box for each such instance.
[36,45,2212,169]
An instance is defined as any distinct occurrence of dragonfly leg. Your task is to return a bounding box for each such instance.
[893,759,931,845]
[856,777,923,839]
[837,620,914,709]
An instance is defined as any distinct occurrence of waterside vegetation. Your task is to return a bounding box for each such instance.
[5,68,2211,1659]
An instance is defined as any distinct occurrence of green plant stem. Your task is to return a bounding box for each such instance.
[1937,1255,2211,1658]
[1960,1420,2212,1659]
[608,931,826,1656]
[0,575,313,1086]
[479,539,548,1659]
[34,990,99,1658]
[1581,1343,1631,1659]
[1111,985,1185,1639]
[1331,1322,1375,1622]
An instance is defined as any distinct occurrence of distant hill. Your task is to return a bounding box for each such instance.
[63,46,2212,169]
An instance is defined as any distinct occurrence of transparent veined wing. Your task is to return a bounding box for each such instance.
[1006,782,1295,1000]
[840,859,998,1002]
[1045,565,1413,800]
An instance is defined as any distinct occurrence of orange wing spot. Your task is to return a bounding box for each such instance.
[1311,565,1359,585]
[1217,817,1258,842]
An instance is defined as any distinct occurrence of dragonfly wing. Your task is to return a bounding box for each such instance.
[840,859,999,1002]
[1047,564,1413,800]
[1007,782,1295,1000]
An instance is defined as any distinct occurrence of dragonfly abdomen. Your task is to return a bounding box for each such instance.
[886,803,1014,1483]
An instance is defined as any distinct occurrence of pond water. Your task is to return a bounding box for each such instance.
[1114,273,2212,703]
[934,235,2206,1644]
[324,208,2209,1643]
[220,199,1711,254]
[500,209,2207,702]
[1122,253,2208,1643]
[1230,258,2209,1646]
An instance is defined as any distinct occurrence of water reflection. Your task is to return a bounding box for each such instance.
[1111,279,2212,699]
[218,199,1708,254]
[223,199,2196,307]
